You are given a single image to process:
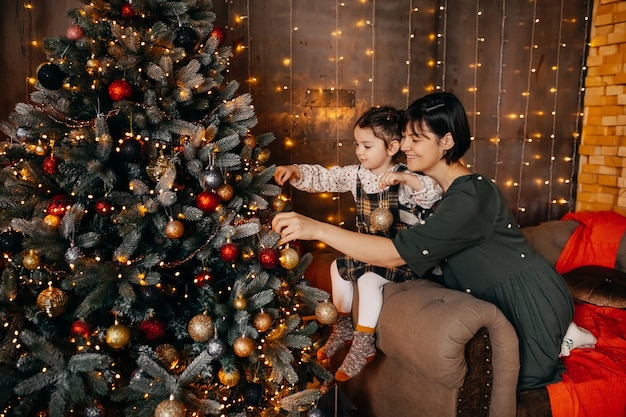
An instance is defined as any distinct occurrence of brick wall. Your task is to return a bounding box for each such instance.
[579,0,626,215]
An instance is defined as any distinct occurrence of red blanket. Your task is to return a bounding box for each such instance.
[547,302,626,417]
[555,211,626,274]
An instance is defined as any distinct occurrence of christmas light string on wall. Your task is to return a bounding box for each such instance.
[493,0,506,182]
[405,1,414,108]
[437,2,448,91]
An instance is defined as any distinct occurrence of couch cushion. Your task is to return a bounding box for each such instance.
[562,265,626,308]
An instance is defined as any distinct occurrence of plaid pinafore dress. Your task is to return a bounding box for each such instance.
[336,165,433,282]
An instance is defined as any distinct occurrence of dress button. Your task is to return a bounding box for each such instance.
[520,253,526,258]
[466,288,471,293]
[507,223,512,229]
[477,176,483,180]
[422,249,429,255]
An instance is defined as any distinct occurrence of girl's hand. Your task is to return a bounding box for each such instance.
[379,171,405,188]
[271,211,320,244]
[274,165,300,186]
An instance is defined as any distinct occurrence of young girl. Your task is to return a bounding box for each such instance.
[274,106,442,381]
[272,93,596,389]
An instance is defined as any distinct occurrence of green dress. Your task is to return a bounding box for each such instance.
[393,173,573,390]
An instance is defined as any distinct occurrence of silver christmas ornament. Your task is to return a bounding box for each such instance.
[65,246,82,265]
[202,166,223,190]
[206,336,226,358]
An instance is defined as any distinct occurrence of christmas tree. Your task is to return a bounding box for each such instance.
[0,1,334,416]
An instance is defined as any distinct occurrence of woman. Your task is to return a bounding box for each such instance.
[272,92,595,389]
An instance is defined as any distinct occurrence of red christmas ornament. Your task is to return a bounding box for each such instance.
[66,24,86,40]
[209,27,225,45]
[121,3,137,19]
[95,198,114,216]
[42,155,59,174]
[70,319,91,339]
[193,269,213,287]
[196,190,220,213]
[46,194,72,216]
[220,242,240,263]
[258,247,279,269]
[108,79,133,101]
[139,316,166,342]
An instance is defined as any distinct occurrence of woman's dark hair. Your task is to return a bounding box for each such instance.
[355,106,404,162]
[399,92,472,163]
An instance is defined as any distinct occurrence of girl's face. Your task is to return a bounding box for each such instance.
[353,126,397,174]
[400,122,448,174]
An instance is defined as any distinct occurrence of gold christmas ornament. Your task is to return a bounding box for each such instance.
[154,397,186,417]
[36,285,68,317]
[256,148,271,163]
[370,206,394,232]
[146,154,171,182]
[279,246,300,270]
[233,335,255,357]
[240,246,255,261]
[218,368,240,387]
[315,301,338,325]
[188,313,215,342]
[105,323,131,349]
[156,344,180,368]
[216,183,234,201]
[233,293,247,310]
[253,311,272,332]
[243,134,257,148]
[23,249,41,270]
[272,196,287,212]
[43,214,61,228]
[164,219,184,239]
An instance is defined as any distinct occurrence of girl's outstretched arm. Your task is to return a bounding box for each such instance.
[271,211,405,268]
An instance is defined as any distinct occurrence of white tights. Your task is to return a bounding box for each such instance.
[330,260,390,328]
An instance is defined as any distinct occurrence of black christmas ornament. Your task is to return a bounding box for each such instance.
[202,166,223,190]
[241,382,263,406]
[206,336,226,358]
[37,63,65,90]
[0,230,23,254]
[118,138,143,162]
[173,26,198,51]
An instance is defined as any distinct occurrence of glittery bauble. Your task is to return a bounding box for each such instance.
[121,3,137,19]
[154,398,186,417]
[146,154,171,182]
[188,313,214,342]
[233,335,254,357]
[253,311,272,332]
[216,183,234,201]
[258,247,279,269]
[279,247,300,270]
[46,194,72,216]
[193,269,213,287]
[308,408,324,417]
[23,249,41,270]
[66,24,86,40]
[43,214,61,228]
[70,319,92,338]
[139,316,166,342]
[272,196,287,212]
[220,242,240,263]
[315,301,338,325]
[105,323,131,349]
[84,402,105,417]
[206,336,227,358]
[196,190,220,213]
[233,293,247,310]
[164,219,185,239]
[36,286,68,317]
[218,368,240,387]
[0,230,23,254]
[241,382,263,405]
[202,167,223,190]
[209,26,225,45]
[173,26,198,51]
[37,63,65,90]
[155,344,180,368]
[94,198,114,216]
[64,246,82,265]
[370,206,394,232]
[118,138,143,162]
[240,246,255,261]
[86,58,100,75]
[42,155,59,174]
[242,133,256,148]
[34,142,47,156]
[108,79,133,101]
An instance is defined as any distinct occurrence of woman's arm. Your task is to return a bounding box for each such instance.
[272,211,406,268]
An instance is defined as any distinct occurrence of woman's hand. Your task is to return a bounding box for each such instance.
[272,211,321,244]
[273,165,301,186]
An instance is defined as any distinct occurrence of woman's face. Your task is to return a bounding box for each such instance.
[400,122,447,174]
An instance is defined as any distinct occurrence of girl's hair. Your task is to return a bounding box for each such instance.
[355,106,404,162]
[399,92,472,163]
